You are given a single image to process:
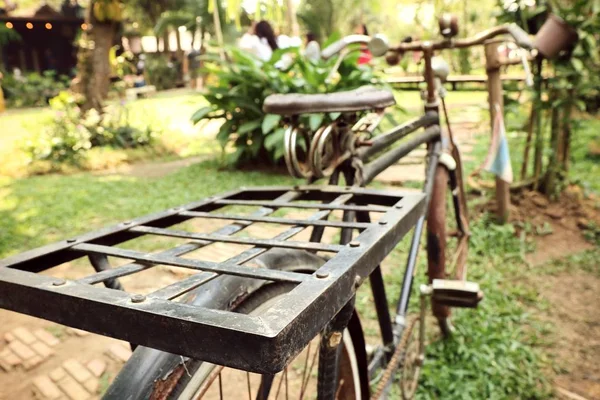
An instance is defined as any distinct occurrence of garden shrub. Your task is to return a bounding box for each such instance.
[2,70,70,108]
[23,91,157,170]
[144,54,180,90]
[192,44,381,166]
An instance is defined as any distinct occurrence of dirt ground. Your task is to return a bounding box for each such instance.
[510,186,599,266]
[509,188,600,400]
[537,273,600,400]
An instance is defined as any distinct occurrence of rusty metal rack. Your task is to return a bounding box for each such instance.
[0,186,424,374]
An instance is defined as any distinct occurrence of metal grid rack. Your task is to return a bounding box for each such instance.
[0,186,424,374]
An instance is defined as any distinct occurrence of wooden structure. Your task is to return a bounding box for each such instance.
[386,74,545,91]
[0,3,84,75]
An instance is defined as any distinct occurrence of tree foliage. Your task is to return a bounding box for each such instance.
[497,0,599,195]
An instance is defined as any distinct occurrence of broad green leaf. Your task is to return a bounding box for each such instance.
[237,120,262,134]
[273,144,285,161]
[265,128,286,150]
[322,31,341,49]
[262,114,281,134]
[309,114,325,131]
[190,106,214,124]
[216,122,233,147]
[571,58,584,72]
[228,146,246,165]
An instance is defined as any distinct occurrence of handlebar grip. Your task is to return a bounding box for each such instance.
[506,24,533,50]
[321,35,370,60]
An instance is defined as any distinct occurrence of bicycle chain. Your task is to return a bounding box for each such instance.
[369,316,419,400]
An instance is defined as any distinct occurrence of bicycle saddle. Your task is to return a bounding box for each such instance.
[263,85,396,115]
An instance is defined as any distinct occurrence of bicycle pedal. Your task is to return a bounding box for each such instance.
[431,279,483,308]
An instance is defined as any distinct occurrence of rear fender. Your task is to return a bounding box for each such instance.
[104,249,369,399]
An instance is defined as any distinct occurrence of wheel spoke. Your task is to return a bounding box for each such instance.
[274,368,286,400]
[218,372,223,400]
[298,341,312,400]
[300,341,319,399]
[247,372,252,400]
[335,379,345,399]
[285,367,289,400]
[195,366,225,399]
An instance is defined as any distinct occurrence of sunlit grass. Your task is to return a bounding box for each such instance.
[0,159,297,258]
[0,89,215,177]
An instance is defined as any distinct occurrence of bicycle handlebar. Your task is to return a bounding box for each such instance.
[505,24,534,50]
[321,35,370,60]
[321,24,533,62]
[389,24,533,53]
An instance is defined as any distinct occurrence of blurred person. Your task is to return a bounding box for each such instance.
[239,20,300,63]
[304,32,320,62]
[355,23,372,65]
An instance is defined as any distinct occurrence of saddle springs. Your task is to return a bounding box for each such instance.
[282,111,384,180]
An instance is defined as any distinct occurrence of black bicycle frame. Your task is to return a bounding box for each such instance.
[324,108,447,380]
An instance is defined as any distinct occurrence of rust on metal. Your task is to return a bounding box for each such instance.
[149,364,186,400]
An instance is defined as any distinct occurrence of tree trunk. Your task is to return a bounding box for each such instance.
[175,28,183,60]
[74,0,117,113]
[543,89,562,196]
[285,0,300,37]
[532,59,544,190]
[163,32,170,53]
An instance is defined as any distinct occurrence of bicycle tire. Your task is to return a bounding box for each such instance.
[157,281,362,400]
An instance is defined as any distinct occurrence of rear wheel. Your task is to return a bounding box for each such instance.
[159,282,362,400]
[426,163,469,337]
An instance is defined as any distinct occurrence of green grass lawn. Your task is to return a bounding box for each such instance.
[0,159,297,258]
[0,89,218,177]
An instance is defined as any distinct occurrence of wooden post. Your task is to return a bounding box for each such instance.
[532,58,544,189]
[484,40,510,224]
[520,104,536,180]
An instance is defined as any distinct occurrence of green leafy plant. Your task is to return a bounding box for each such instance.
[109,46,136,79]
[0,23,21,47]
[23,91,157,170]
[144,54,180,90]
[192,45,380,166]
[2,71,69,108]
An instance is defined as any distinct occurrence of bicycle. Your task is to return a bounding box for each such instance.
[0,17,534,400]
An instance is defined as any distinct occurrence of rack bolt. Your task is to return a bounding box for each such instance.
[349,241,360,247]
[52,279,66,286]
[316,271,329,279]
[131,294,146,303]
[123,221,132,226]
[328,331,343,348]
[354,275,362,289]
[395,204,403,209]
[66,238,76,243]
[379,220,387,225]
